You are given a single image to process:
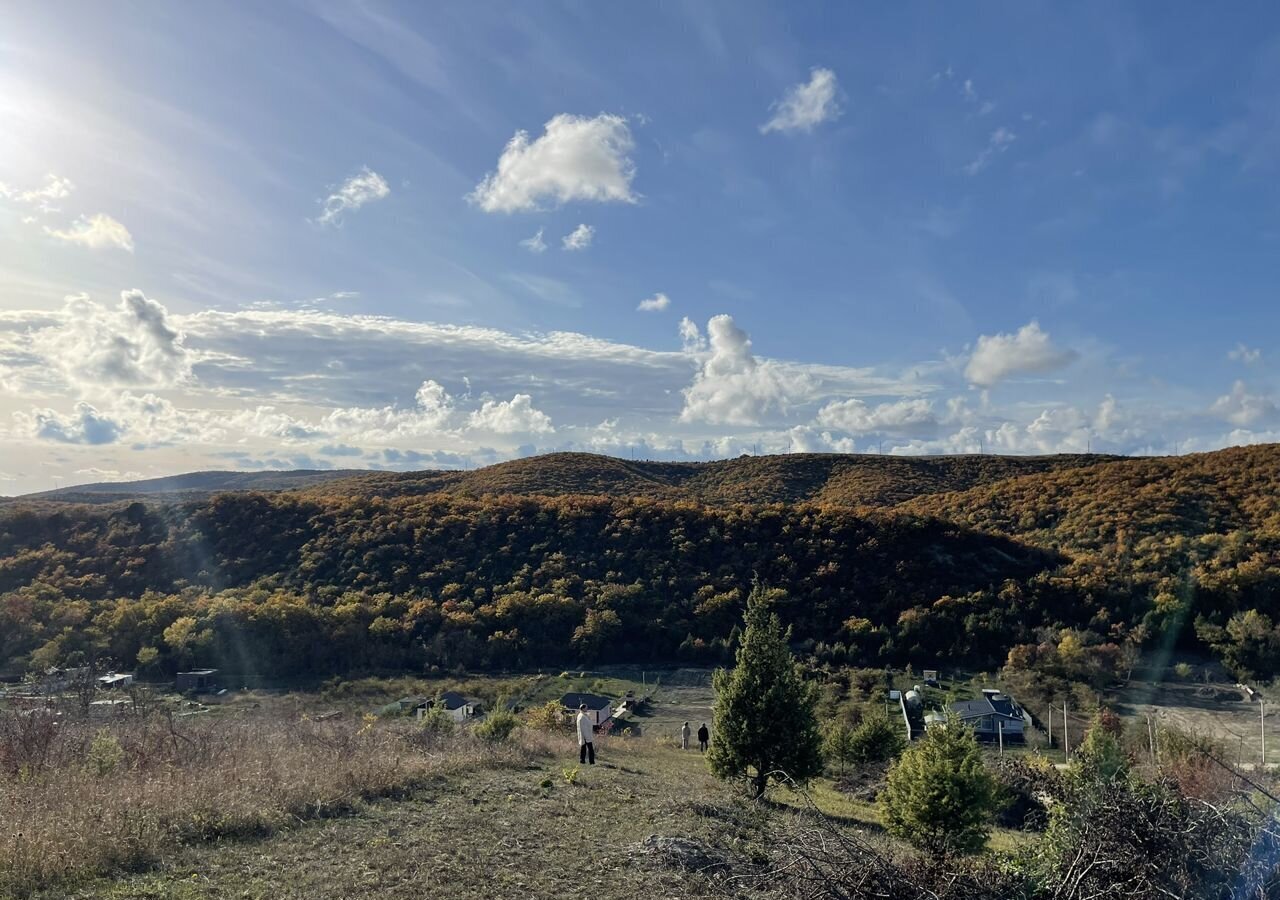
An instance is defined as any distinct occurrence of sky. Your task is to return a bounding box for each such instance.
[2,2,1280,494]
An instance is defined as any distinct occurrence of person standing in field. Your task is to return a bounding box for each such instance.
[577,703,596,765]
[697,722,709,753]
[681,721,691,750]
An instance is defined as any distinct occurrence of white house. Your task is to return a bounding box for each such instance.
[416,690,483,723]
[97,672,134,690]
[560,692,613,728]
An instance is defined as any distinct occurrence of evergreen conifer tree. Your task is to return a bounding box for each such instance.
[707,582,823,796]
[879,715,998,854]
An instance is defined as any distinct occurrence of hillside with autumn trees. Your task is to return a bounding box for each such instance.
[3,444,1280,683]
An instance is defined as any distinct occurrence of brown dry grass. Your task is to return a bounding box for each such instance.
[0,707,547,898]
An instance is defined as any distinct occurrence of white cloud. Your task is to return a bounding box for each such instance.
[469,113,637,213]
[467,394,554,434]
[29,290,191,392]
[519,228,547,254]
[1211,380,1277,426]
[762,68,841,134]
[680,315,811,425]
[44,213,134,251]
[637,292,671,313]
[816,397,937,436]
[1,173,74,213]
[1228,343,1262,365]
[964,321,1076,387]
[318,379,457,441]
[561,223,595,251]
[964,126,1016,175]
[678,317,704,352]
[14,402,122,445]
[317,167,390,225]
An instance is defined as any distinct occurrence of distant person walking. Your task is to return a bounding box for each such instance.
[681,721,691,750]
[697,723,709,753]
[576,703,596,765]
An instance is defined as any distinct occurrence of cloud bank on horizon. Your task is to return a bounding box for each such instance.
[1,3,1279,493]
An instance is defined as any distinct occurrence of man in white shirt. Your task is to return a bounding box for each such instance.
[577,703,596,765]
[681,721,691,750]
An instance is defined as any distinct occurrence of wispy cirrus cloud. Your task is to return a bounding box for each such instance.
[44,213,134,251]
[761,68,841,134]
[317,167,390,225]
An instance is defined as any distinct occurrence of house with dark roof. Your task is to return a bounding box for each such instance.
[411,691,483,723]
[560,692,613,727]
[928,689,1025,743]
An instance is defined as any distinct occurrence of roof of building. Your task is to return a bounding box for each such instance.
[950,695,1021,720]
[560,692,612,710]
[437,690,479,709]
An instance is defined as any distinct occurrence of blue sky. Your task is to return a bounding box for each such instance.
[2,2,1279,493]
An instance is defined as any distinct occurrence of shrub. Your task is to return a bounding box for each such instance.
[416,705,456,742]
[474,710,520,743]
[86,730,125,777]
[524,700,565,731]
[848,709,906,766]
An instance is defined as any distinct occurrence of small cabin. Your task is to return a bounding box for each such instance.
[176,669,219,693]
[415,691,483,723]
[97,672,134,690]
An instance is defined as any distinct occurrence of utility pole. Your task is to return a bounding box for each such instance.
[1147,713,1156,763]
[1047,705,1052,749]
[1262,698,1267,770]
[1063,701,1070,761]
[998,719,1004,756]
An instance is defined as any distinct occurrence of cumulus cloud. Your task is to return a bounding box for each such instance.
[964,126,1016,175]
[678,317,704,352]
[318,379,457,441]
[1211,381,1278,426]
[467,394,554,434]
[469,113,638,213]
[964,321,1076,387]
[30,290,191,392]
[44,213,134,251]
[680,315,811,425]
[561,223,595,251]
[317,167,390,225]
[637,292,671,313]
[15,402,122,445]
[816,397,937,436]
[519,228,547,254]
[761,68,841,134]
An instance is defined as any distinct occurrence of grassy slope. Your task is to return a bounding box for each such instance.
[48,737,736,900]
[48,734,1031,900]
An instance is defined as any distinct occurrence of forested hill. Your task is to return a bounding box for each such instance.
[13,469,367,504]
[896,443,1280,553]
[0,493,1059,679]
[308,451,1117,507]
[13,451,1116,508]
[6,443,1280,683]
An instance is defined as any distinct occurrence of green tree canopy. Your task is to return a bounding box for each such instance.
[707,582,823,797]
[879,716,999,855]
